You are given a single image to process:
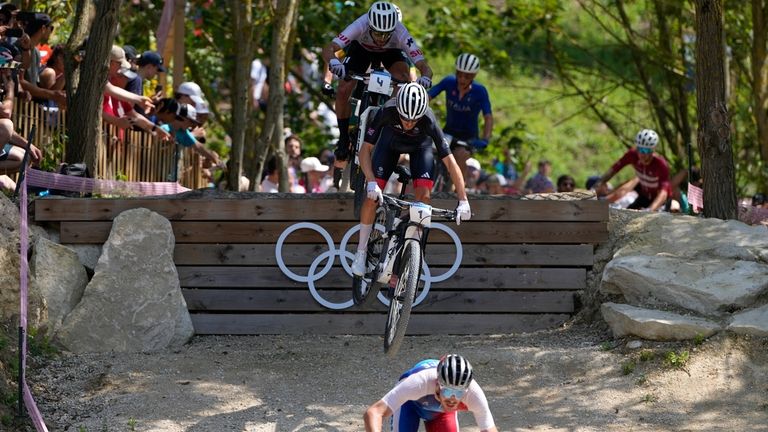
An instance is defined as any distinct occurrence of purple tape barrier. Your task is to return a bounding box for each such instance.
[19,167,49,431]
[26,169,191,196]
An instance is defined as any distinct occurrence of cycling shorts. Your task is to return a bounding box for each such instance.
[391,401,460,432]
[343,41,409,75]
[371,127,434,190]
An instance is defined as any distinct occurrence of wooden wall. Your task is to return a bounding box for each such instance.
[34,194,609,335]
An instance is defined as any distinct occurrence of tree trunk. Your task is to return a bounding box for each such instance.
[226,0,254,191]
[251,0,299,191]
[694,0,737,219]
[64,0,122,170]
[751,0,768,184]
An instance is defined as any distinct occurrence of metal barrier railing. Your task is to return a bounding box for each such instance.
[11,98,204,189]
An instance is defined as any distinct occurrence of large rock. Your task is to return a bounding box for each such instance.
[601,302,721,340]
[0,194,45,326]
[601,255,768,316]
[613,213,768,262]
[30,237,88,338]
[728,305,768,337]
[57,208,194,353]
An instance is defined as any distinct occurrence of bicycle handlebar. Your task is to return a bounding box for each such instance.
[381,195,457,220]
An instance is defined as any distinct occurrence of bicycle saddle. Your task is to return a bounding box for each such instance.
[394,165,411,184]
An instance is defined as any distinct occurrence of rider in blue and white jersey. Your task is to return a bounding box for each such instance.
[428,53,493,179]
[321,1,434,170]
[364,354,498,432]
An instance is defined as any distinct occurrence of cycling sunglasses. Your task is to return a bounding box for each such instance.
[439,386,466,400]
[370,29,393,40]
[637,147,654,154]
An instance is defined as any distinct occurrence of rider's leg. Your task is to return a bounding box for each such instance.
[391,401,423,432]
[352,177,387,276]
[387,60,411,83]
[411,145,436,204]
[452,146,471,189]
[333,79,356,168]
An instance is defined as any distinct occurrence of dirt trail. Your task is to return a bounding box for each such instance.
[22,323,768,431]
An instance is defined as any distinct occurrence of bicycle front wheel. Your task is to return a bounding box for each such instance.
[384,239,421,357]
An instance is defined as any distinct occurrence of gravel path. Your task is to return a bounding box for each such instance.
[25,323,768,431]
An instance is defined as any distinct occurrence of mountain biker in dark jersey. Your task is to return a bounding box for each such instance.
[351,82,470,276]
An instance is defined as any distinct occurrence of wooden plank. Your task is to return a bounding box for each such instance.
[174,244,594,266]
[190,313,570,335]
[177,267,586,290]
[182,289,574,313]
[60,221,608,244]
[35,197,608,222]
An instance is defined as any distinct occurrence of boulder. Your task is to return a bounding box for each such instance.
[728,305,768,337]
[30,237,88,337]
[601,302,721,340]
[601,255,768,316]
[56,208,194,353]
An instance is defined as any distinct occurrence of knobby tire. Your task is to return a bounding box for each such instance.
[384,239,421,357]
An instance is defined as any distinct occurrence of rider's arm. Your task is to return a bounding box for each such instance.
[414,58,433,80]
[321,41,343,83]
[359,141,376,182]
[482,112,493,141]
[443,154,468,201]
[363,399,392,432]
[648,187,669,211]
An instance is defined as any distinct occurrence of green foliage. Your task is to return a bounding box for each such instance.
[639,350,654,362]
[128,417,137,431]
[635,373,647,386]
[665,350,690,369]
[693,334,706,346]
[621,359,636,375]
[27,327,59,359]
[642,393,657,403]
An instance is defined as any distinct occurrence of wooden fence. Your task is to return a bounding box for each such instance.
[34,194,609,335]
[11,98,205,188]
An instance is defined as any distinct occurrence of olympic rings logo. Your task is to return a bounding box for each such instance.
[274,222,463,310]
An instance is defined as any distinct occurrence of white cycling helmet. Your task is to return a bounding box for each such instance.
[456,53,480,74]
[437,354,473,390]
[392,3,403,22]
[368,2,399,32]
[397,82,429,120]
[635,129,659,149]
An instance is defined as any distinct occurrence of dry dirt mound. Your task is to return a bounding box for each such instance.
[9,323,768,431]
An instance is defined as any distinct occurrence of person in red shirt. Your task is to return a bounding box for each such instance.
[594,129,671,211]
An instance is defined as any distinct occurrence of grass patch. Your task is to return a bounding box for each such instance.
[621,359,636,375]
[642,393,658,404]
[639,350,655,362]
[665,350,690,370]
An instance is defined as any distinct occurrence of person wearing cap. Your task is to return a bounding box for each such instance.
[175,81,209,123]
[103,46,171,140]
[17,13,65,107]
[122,45,138,68]
[300,156,333,193]
[125,50,166,116]
[155,98,221,173]
[0,50,41,180]
[593,128,671,211]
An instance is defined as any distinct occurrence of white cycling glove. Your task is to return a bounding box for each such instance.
[456,200,471,225]
[367,181,383,203]
[417,76,432,89]
[329,58,345,79]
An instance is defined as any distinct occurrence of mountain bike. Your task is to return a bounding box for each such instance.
[431,133,471,193]
[351,165,457,357]
[331,68,404,217]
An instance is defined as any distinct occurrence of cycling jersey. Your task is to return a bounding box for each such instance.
[365,101,450,189]
[382,359,495,432]
[332,15,425,64]
[608,148,671,201]
[428,76,492,141]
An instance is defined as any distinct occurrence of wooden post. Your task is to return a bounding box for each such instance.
[173,0,186,91]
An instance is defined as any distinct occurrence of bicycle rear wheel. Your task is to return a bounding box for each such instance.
[383,239,421,357]
[352,207,387,307]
